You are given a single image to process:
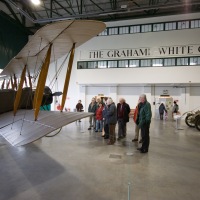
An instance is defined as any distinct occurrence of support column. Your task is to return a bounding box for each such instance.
[79,85,86,111]
[109,86,117,103]
[180,87,190,115]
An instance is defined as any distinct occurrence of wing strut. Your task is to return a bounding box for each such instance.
[13,74,17,90]
[60,43,75,112]
[1,79,5,89]
[6,79,10,89]
[28,71,32,90]
[33,44,52,121]
[13,65,27,116]
[10,76,14,89]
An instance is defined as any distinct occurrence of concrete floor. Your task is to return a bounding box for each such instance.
[0,118,200,200]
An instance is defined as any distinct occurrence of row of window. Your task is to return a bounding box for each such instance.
[78,57,200,69]
[99,19,200,36]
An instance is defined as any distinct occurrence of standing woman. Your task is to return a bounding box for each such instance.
[95,102,104,132]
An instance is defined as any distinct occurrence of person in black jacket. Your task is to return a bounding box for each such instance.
[76,100,84,122]
[117,98,130,140]
[159,103,167,120]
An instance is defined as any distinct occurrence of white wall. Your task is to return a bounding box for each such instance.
[47,13,200,115]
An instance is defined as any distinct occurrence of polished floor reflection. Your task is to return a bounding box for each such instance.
[0,118,200,200]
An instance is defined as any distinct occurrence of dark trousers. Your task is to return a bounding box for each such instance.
[118,118,126,138]
[104,124,109,138]
[141,123,150,151]
[160,112,164,120]
[109,124,116,143]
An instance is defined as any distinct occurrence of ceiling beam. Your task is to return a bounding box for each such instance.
[4,0,200,24]
[50,0,53,18]
[90,0,104,11]
[54,0,72,15]
[65,0,76,15]
[0,0,21,24]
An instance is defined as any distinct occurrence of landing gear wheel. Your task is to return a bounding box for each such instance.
[195,117,200,131]
[185,114,195,127]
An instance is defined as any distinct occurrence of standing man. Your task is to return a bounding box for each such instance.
[76,100,83,122]
[88,98,97,130]
[117,98,130,140]
[172,101,179,118]
[132,98,142,142]
[107,98,117,145]
[137,94,152,153]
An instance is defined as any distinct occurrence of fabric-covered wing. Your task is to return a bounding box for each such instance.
[1,20,106,78]
[0,110,93,146]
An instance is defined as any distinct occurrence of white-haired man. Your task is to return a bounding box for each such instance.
[137,94,152,153]
[117,98,130,140]
[88,98,97,130]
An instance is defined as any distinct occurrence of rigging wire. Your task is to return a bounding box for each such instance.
[48,50,70,90]
[33,37,43,76]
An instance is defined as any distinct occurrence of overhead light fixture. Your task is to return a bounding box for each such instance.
[121,5,127,9]
[31,0,41,5]
[153,64,163,67]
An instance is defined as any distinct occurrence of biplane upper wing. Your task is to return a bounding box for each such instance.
[0,110,93,146]
[1,20,106,78]
[0,20,105,146]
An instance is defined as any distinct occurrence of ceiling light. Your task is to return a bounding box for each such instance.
[31,0,41,5]
[121,5,127,9]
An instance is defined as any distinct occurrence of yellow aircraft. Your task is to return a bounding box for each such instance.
[0,20,106,146]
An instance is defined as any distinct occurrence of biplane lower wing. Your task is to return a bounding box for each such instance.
[0,110,93,146]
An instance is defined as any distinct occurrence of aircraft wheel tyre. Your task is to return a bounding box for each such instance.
[185,114,195,127]
[195,116,200,131]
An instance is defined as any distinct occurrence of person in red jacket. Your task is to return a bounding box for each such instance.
[95,102,104,132]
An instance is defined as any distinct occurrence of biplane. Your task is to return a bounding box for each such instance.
[0,20,106,146]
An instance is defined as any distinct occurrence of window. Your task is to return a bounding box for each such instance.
[129,60,139,67]
[178,21,189,29]
[141,24,152,33]
[190,57,200,65]
[177,58,189,65]
[141,59,151,67]
[152,59,163,66]
[165,22,176,30]
[118,60,128,68]
[108,61,117,68]
[108,27,118,35]
[99,29,108,36]
[98,61,107,68]
[119,26,129,34]
[191,20,200,28]
[153,23,164,32]
[78,62,87,69]
[88,61,98,69]
[130,25,140,33]
[164,58,176,66]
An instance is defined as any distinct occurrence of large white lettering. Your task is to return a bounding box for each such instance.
[80,44,200,60]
